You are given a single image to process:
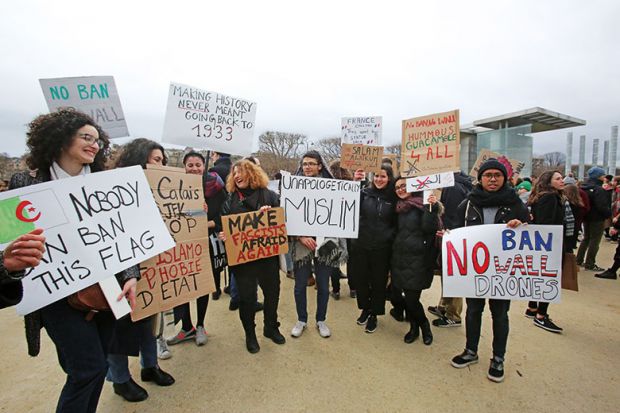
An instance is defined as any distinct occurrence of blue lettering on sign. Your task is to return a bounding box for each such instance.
[50,86,69,100]
[502,229,553,251]
[77,83,109,100]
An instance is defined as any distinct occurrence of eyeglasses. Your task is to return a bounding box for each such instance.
[77,133,104,148]
[302,162,319,167]
[481,173,504,180]
[395,183,407,191]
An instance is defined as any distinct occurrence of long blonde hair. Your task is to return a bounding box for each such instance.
[226,159,269,192]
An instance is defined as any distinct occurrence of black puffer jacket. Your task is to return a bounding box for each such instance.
[391,202,440,291]
[351,187,396,250]
[581,178,611,222]
[440,172,473,229]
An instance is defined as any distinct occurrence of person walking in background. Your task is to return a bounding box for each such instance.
[350,164,396,333]
[576,166,612,271]
[450,159,528,383]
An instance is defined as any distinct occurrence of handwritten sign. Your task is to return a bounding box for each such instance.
[221,208,288,266]
[39,76,129,138]
[162,82,256,156]
[406,172,455,192]
[280,174,360,238]
[0,167,175,315]
[401,109,460,177]
[469,149,525,180]
[340,144,383,172]
[132,165,215,321]
[442,225,563,302]
[341,116,382,145]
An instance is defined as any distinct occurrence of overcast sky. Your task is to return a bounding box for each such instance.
[1,0,618,161]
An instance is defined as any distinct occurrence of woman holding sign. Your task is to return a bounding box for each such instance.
[350,164,396,333]
[218,159,284,353]
[391,176,442,346]
[9,108,139,413]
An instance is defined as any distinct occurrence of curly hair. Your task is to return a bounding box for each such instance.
[528,170,563,205]
[328,159,353,180]
[25,108,110,172]
[226,159,269,192]
[115,138,168,169]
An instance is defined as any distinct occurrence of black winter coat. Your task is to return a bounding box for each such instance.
[530,192,574,252]
[209,157,232,183]
[351,187,396,251]
[455,195,529,228]
[440,172,473,230]
[581,178,611,222]
[391,203,440,291]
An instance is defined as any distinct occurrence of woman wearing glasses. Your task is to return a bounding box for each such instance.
[390,176,442,345]
[9,108,139,412]
[350,164,396,333]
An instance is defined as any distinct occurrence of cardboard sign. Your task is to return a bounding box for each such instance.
[280,174,361,238]
[131,165,215,321]
[406,172,455,193]
[469,149,525,180]
[401,109,460,177]
[442,225,563,302]
[341,116,382,145]
[340,144,383,172]
[0,167,175,315]
[39,76,129,138]
[161,82,257,155]
[221,207,288,266]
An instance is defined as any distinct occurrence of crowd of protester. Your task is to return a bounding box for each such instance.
[2,109,619,411]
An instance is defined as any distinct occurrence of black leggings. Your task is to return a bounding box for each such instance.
[403,289,428,326]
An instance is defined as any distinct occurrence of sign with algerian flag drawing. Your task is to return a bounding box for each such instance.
[0,166,175,315]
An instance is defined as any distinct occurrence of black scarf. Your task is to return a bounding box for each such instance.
[468,183,520,207]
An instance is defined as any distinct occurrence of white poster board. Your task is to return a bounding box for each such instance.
[442,225,563,303]
[0,167,175,315]
[161,82,257,155]
[39,76,129,138]
[406,172,455,193]
[341,116,382,145]
[280,174,360,238]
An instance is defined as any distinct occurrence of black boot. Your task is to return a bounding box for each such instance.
[245,329,260,353]
[420,320,433,345]
[404,320,419,344]
[264,322,286,345]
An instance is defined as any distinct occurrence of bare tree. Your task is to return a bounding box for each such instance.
[542,151,566,168]
[384,144,401,158]
[315,136,341,164]
[258,131,307,159]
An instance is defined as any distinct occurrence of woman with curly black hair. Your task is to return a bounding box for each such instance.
[9,108,139,413]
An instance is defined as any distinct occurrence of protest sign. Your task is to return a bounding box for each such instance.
[280,174,360,238]
[39,76,129,138]
[341,116,382,145]
[221,207,288,266]
[401,109,460,177]
[209,233,227,272]
[442,225,563,302]
[131,165,215,321]
[340,144,383,172]
[469,149,525,180]
[161,82,257,156]
[406,172,455,193]
[0,167,175,315]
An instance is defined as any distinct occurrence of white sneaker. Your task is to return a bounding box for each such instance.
[195,326,208,346]
[291,321,307,338]
[316,321,331,338]
[157,335,172,360]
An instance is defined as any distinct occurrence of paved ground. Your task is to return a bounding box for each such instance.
[1,240,620,413]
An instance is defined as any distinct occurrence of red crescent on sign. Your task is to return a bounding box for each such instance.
[16,200,41,222]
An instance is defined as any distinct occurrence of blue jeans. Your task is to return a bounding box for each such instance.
[294,259,333,323]
[106,330,157,383]
[41,298,115,413]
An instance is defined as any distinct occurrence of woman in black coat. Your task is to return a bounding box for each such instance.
[350,164,396,333]
[218,159,284,353]
[391,176,442,345]
[525,170,568,334]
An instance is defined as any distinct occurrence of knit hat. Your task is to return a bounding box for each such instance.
[477,158,508,182]
[515,181,531,191]
[587,166,605,180]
